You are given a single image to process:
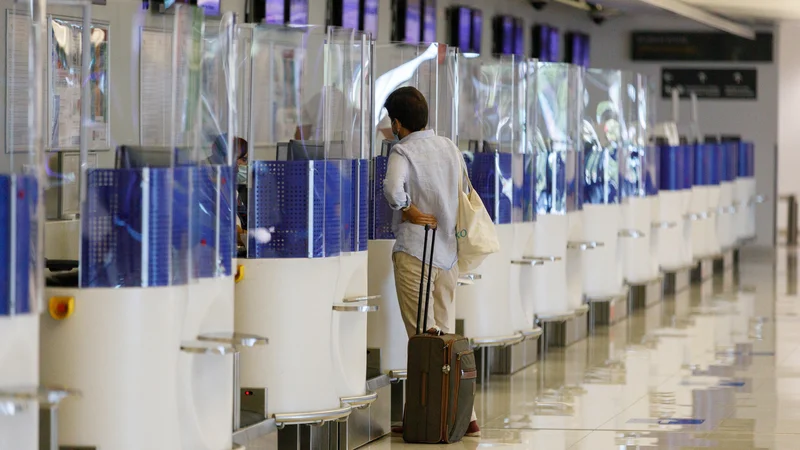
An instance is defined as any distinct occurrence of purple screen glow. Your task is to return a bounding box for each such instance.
[513,18,524,56]
[264,0,284,24]
[289,0,308,24]
[422,0,436,43]
[548,27,559,62]
[342,0,360,30]
[581,34,591,68]
[455,7,471,52]
[533,25,549,61]
[363,0,379,37]
[501,16,513,55]
[471,9,482,54]
[405,0,421,43]
[197,0,220,16]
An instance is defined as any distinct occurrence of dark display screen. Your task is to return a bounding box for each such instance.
[406,0,421,43]
[548,27,559,62]
[532,25,548,60]
[197,0,220,16]
[493,15,514,55]
[471,9,482,54]
[581,34,591,67]
[264,0,284,24]
[343,0,360,29]
[289,0,308,24]
[422,0,436,43]
[362,0,379,37]
[513,18,524,56]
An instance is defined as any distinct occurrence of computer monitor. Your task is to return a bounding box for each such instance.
[114,146,196,169]
[276,140,347,161]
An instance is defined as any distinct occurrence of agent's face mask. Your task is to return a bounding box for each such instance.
[391,119,400,141]
[237,165,247,184]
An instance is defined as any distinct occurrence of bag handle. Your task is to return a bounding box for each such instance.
[415,224,437,335]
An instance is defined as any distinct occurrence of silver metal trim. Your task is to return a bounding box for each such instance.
[573,304,590,316]
[511,259,544,266]
[273,405,352,427]
[585,292,627,303]
[470,332,525,347]
[388,369,407,381]
[717,206,736,215]
[332,304,379,312]
[625,275,665,287]
[0,386,79,407]
[524,255,562,262]
[752,195,766,205]
[536,311,575,322]
[232,418,278,445]
[342,295,381,303]
[568,241,605,251]
[651,221,678,229]
[461,273,482,281]
[180,341,236,356]
[197,332,268,347]
[340,391,377,409]
[618,229,646,238]
[520,327,543,340]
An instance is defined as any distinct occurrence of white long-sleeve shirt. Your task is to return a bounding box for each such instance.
[383,129,466,270]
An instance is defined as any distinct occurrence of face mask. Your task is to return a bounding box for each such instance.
[237,165,247,184]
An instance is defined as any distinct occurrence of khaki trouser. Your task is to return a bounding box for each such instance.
[392,251,477,424]
[392,251,459,337]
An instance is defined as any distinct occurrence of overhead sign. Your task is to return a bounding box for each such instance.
[661,68,757,100]
[632,32,773,62]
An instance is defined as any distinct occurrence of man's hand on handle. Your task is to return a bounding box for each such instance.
[402,204,438,228]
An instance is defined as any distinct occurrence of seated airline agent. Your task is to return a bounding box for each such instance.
[382,86,480,437]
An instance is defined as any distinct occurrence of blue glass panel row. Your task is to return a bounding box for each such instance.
[738,142,755,178]
[248,159,363,258]
[82,166,234,288]
[369,156,395,240]
[620,146,660,198]
[583,145,619,204]
[0,174,37,316]
[469,152,512,224]
[535,149,581,215]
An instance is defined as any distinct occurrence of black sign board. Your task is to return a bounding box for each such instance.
[661,68,757,100]
[632,32,773,62]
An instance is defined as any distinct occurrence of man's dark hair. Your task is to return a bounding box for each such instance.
[384,86,429,132]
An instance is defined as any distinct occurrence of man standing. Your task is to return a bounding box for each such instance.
[382,86,480,437]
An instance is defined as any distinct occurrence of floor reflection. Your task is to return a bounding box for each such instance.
[371,248,799,448]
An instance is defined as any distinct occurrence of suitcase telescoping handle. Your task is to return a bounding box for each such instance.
[415,224,437,335]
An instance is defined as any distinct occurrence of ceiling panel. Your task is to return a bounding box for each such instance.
[680,0,800,21]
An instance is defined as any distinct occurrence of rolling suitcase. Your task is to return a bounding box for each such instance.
[403,225,477,444]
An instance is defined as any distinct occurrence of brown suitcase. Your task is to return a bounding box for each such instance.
[403,225,477,444]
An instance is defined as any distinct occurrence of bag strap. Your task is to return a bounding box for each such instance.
[457,149,474,196]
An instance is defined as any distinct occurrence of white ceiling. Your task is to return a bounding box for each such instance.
[681,0,800,22]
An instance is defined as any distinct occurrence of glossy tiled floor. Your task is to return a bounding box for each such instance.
[366,248,800,449]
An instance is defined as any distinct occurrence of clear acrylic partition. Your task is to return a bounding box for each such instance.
[328,28,369,253]
[3,2,46,315]
[456,55,528,224]
[620,71,649,199]
[370,42,444,240]
[583,69,622,206]
[69,5,203,288]
[184,12,237,279]
[533,62,584,215]
[239,25,346,258]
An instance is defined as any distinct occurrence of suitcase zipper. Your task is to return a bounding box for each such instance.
[440,345,450,441]
[450,350,472,428]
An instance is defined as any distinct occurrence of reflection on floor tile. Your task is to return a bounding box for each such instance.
[371,248,800,448]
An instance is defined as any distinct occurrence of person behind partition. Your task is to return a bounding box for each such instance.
[381,86,480,438]
[211,135,248,246]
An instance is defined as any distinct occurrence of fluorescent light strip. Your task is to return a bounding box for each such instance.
[636,0,756,39]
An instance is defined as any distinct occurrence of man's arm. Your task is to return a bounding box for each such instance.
[383,150,438,227]
[383,151,411,210]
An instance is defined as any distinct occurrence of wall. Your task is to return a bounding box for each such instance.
[777,21,800,235]
[0,0,774,246]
